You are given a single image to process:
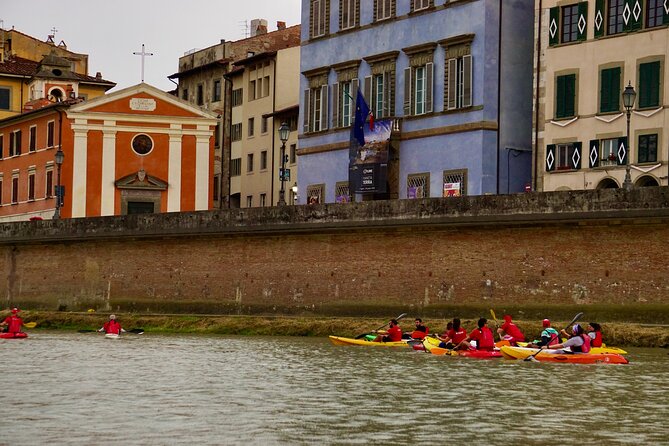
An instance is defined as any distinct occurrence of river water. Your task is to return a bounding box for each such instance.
[1,332,667,445]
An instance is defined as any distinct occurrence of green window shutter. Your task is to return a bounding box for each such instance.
[589,139,600,168]
[577,2,588,41]
[594,0,605,38]
[546,144,557,172]
[639,61,660,108]
[571,142,582,170]
[600,67,620,113]
[629,0,642,31]
[600,69,611,113]
[610,67,621,111]
[617,137,628,165]
[664,1,669,25]
[549,7,560,46]
[556,76,566,118]
[558,74,576,118]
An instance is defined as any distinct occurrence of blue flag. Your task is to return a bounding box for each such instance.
[352,89,370,147]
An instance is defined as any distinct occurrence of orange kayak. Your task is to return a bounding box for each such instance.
[500,346,629,364]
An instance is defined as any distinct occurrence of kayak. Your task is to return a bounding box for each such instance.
[423,337,501,358]
[516,341,627,355]
[328,335,409,347]
[500,346,629,364]
[0,332,28,339]
[105,333,121,339]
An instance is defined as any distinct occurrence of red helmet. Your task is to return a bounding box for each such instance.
[542,319,550,327]
[11,308,19,313]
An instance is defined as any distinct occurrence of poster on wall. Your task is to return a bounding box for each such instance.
[443,182,461,197]
[349,119,392,194]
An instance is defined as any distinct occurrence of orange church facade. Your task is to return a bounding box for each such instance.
[0,83,217,221]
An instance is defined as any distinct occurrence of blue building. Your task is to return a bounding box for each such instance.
[298,0,535,204]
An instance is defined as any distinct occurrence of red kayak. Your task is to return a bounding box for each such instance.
[0,332,28,339]
[457,349,502,359]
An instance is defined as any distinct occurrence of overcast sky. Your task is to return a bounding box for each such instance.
[2,0,302,92]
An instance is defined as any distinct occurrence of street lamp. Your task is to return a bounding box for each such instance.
[277,122,290,205]
[622,81,636,190]
[53,147,64,219]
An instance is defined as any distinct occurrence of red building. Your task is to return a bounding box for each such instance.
[0,83,218,221]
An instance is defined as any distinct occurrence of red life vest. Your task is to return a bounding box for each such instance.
[572,334,591,353]
[4,316,23,333]
[386,325,402,342]
[473,327,496,350]
[590,331,603,347]
[448,328,468,345]
[103,320,122,335]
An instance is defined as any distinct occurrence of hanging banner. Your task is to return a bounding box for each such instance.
[349,119,392,194]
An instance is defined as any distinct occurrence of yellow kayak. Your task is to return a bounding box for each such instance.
[328,335,410,347]
[516,341,627,355]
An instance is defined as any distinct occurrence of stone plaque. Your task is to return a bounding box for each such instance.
[129,98,156,111]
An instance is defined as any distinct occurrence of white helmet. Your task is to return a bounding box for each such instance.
[109,314,116,320]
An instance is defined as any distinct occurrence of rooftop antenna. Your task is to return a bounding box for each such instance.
[239,20,249,38]
[133,43,154,83]
[50,26,58,39]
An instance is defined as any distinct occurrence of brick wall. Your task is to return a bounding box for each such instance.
[2,187,668,314]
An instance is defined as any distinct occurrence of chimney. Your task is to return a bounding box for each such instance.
[95,72,102,80]
[277,21,286,31]
[250,19,268,36]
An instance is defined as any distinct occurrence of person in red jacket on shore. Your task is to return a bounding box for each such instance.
[98,314,125,335]
[1,308,25,334]
[373,319,403,342]
[459,318,496,351]
[497,314,525,345]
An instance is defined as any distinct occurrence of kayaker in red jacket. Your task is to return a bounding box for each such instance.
[586,322,603,347]
[435,321,454,348]
[497,314,525,344]
[447,318,468,346]
[460,318,496,351]
[98,314,124,335]
[373,319,403,342]
[410,318,429,339]
[1,308,24,333]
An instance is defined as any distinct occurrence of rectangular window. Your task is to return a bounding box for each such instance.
[263,76,270,97]
[311,0,328,38]
[0,87,9,110]
[197,84,204,105]
[0,134,3,159]
[231,123,242,142]
[561,4,579,43]
[340,81,353,127]
[11,176,18,203]
[290,144,297,164]
[646,0,664,28]
[638,134,658,163]
[28,173,35,201]
[407,173,430,198]
[231,158,242,176]
[46,170,53,198]
[249,80,257,101]
[47,121,55,147]
[182,88,188,101]
[247,153,254,172]
[10,130,22,156]
[447,55,472,110]
[231,88,243,107]
[0,179,2,204]
[608,0,624,35]
[340,0,358,30]
[29,126,37,152]
[213,175,220,201]
[375,0,393,21]
[443,169,467,197]
[214,123,220,147]
[639,61,661,108]
[246,195,253,208]
[260,150,268,170]
[412,0,431,12]
[335,181,351,203]
[213,80,221,102]
[307,184,324,204]
[600,67,620,113]
[555,74,576,118]
[374,75,384,119]
[304,80,329,133]
[415,66,426,115]
[557,143,579,169]
[599,138,618,166]
[248,118,255,137]
[261,117,268,134]
[260,193,266,207]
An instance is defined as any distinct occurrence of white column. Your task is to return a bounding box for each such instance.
[167,126,182,212]
[195,125,210,211]
[100,125,117,216]
[71,127,88,217]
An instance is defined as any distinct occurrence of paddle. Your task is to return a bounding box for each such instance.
[355,313,407,339]
[490,309,503,341]
[78,328,144,335]
[24,322,37,328]
[524,312,584,362]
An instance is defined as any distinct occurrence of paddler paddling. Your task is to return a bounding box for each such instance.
[1,308,26,334]
[541,323,591,353]
[526,319,560,348]
[372,319,403,343]
[98,314,125,335]
[457,318,495,351]
[497,314,525,345]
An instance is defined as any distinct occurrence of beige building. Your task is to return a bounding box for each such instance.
[168,21,300,208]
[534,0,669,191]
[227,45,300,208]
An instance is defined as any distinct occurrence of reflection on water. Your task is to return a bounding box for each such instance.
[1,332,667,445]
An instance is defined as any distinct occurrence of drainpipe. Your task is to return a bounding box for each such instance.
[496,0,503,194]
[533,0,543,191]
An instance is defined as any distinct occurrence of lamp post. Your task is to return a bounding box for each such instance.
[291,182,298,204]
[277,122,290,206]
[53,147,64,219]
[622,81,636,190]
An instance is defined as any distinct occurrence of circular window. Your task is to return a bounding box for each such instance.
[131,134,153,155]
